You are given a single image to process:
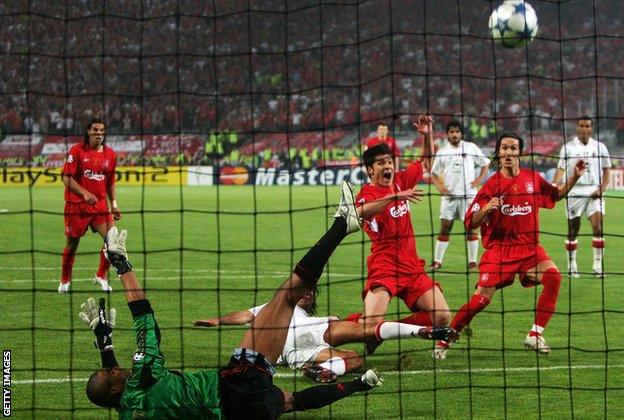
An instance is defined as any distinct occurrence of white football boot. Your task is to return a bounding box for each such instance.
[334,180,362,234]
[94,276,113,292]
[568,261,580,278]
[523,334,550,355]
[360,369,383,387]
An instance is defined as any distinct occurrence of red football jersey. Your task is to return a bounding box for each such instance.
[464,169,558,249]
[366,136,400,158]
[356,162,424,277]
[63,143,117,204]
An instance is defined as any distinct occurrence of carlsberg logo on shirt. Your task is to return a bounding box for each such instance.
[501,202,532,216]
[83,169,105,181]
[389,202,409,218]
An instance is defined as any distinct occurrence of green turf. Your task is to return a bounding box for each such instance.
[1,185,623,419]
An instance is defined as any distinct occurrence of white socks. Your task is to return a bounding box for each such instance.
[434,239,449,264]
[529,324,544,335]
[319,357,346,376]
[467,239,479,263]
[376,321,426,340]
[435,237,479,264]
[565,239,578,267]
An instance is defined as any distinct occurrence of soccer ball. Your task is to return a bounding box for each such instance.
[489,0,539,48]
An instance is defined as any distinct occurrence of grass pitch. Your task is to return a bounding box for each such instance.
[1,185,623,419]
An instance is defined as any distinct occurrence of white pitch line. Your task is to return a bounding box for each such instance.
[2,266,357,278]
[3,273,361,284]
[12,364,624,386]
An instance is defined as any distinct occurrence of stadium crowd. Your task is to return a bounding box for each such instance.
[0,1,622,150]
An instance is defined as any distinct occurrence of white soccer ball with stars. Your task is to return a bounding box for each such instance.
[489,0,539,48]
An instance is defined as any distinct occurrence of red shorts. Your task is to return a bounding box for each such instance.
[364,272,441,311]
[64,202,113,238]
[477,244,552,289]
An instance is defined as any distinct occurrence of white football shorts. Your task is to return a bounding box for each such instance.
[565,195,605,219]
[281,321,331,370]
[439,196,474,221]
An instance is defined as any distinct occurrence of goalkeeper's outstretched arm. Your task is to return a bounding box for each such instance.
[79,297,119,368]
[104,227,163,353]
[118,271,146,304]
[104,227,145,303]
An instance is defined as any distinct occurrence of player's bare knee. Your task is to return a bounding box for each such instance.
[433,308,451,326]
[346,354,364,372]
[542,268,562,287]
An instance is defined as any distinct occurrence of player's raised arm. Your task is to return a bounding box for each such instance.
[104,227,144,303]
[104,227,165,369]
[79,297,119,369]
[413,114,435,171]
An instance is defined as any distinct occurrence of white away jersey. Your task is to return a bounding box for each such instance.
[249,304,332,357]
[431,140,489,197]
[557,137,611,190]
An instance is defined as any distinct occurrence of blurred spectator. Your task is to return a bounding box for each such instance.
[365,123,400,169]
[0,1,621,167]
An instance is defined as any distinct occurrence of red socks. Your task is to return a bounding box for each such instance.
[534,268,562,329]
[63,246,112,283]
[61,247,75,283]
[346,311,434,327]
[398,311,433,326]
[450,294,491,332]
[345,313,362,323]
[96,248,111,278]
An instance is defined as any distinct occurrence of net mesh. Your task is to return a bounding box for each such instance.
[1,0,623,418]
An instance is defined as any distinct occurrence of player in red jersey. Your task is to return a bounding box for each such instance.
[352,115,452,355]
[58,119,121,293]
[366,123,401,169]
[433,133,587,358]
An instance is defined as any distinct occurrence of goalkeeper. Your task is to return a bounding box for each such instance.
[81,182,387,419]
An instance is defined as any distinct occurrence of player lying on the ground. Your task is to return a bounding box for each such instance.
[82,185,390,419]
[433,132,587,359]
[194,284,457,383]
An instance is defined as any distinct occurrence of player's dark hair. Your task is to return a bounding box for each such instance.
[307,285,319,316]
[490,132,524,168]
[363,144,393,168]
[84,118,106,145]
[446,120,463,133]
[377,123,388,128]
[86,369,121,409]
[578,115,593,125]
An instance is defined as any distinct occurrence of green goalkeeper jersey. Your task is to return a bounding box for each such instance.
[118,300,222,419]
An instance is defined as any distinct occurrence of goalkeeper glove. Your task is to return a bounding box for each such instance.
[104,226,133,275]
[79,297,116,351]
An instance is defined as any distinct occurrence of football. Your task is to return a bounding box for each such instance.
[489,0,539,48]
